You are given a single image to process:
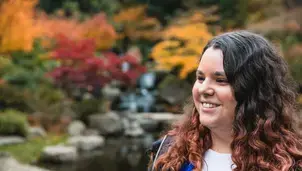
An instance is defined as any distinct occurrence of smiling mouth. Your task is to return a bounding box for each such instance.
[201,103,220,108]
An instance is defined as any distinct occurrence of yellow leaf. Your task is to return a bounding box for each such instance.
[151,12,213,79]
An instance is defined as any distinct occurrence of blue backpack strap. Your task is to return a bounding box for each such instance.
[180,161,195,171]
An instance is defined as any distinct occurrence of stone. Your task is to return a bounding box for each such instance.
[67,120,86,136]
[140,112,181,123]
[131,112,181,132]
[135,116,159,132]
[0,136,26,146]
[82,129,99,136]
[28,127,47,139]
[102,84,121,100]
[88,112,123,135]
[124,121,144,137]
[67,135,105,151]
[0,153,50,171]
[40,145,78,163]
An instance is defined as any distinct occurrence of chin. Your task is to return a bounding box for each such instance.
[199,116,219,128]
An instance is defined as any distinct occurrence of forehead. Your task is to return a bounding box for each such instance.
[197,47,224,72]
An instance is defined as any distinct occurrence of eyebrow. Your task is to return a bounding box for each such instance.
[196,70,226,76]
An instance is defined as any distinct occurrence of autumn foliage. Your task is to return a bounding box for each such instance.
[34,12,84,45]
[113,5,162,41]
[83,13,118,50]
[151,11,213,78]
[48,35,146,93]
[0,0,118,54]
[0,0,38,53]
[36,12,117,50]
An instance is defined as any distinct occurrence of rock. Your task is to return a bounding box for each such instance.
[40,145,78,163]
[0,153,50,171]
[67,135,105,151]
[124,121,144,137]
[123,113,158,133]
[28,127,47,139]
[140,112,181,123]
[88,112,123,135]
[0,136,26,146]
[135,116,159,132]
[102,84,121,100]
[83,129,99,136]
[67,120,86,136]
[131,112,181,132]
[121,118,130,130]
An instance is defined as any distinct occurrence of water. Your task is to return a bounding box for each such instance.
[39,135,156,171]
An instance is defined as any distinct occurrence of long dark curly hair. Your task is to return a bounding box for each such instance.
[151,31,302,171]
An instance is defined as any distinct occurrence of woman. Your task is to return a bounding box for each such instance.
[148,31,302,171]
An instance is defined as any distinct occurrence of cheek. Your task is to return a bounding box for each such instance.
[219,88,236,105]
[192,83,199,101]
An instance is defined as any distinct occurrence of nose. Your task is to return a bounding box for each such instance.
[197,80,214,97]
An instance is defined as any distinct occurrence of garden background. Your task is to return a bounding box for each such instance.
[0,0,302,171]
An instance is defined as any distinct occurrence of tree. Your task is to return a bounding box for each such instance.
[0,0,38,53]
[48,35,146,98]
[151,10,214,79]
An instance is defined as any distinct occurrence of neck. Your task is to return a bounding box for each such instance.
[209,127,233,154]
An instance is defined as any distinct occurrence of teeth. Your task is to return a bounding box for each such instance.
[202,103,216,108]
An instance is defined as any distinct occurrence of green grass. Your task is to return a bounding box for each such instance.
[0,134,68,164]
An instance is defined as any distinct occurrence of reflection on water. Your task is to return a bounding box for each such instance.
[39,135,156,171]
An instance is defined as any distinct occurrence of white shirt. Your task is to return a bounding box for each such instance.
[202,149,235,171]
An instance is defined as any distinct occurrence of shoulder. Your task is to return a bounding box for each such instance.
[147,134,175,160]
[153,135,174,155]
[147,135,175,171]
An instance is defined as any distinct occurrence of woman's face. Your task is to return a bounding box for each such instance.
[192,47,237,130]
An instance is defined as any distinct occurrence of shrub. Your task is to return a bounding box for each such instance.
[0,109,29,137]
[0,84,29,111]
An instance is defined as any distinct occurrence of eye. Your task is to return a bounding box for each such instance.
[216,78,228,83]
[196,76,205,81]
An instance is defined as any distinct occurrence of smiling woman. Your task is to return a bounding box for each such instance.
[147,30,302,171]
[192,47,237,138]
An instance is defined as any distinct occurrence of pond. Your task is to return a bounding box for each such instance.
[38,135,157,171]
